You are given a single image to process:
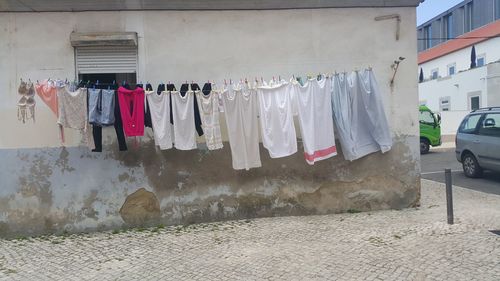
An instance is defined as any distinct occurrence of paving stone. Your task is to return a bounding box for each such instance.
[0,179,500,280]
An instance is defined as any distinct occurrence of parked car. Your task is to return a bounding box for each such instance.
[456,107,500,178]
[419,105,441,154]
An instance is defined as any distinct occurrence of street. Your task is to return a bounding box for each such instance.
[421,148,500,195]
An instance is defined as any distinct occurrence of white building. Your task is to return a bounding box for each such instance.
[0,0,421,237]
[418,0,500,138]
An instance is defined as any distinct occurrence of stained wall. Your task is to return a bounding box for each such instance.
[0,8,420,237]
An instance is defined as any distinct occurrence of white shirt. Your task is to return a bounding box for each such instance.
[146,90,173,150]
[171,88,197,150]
[257,81,297,158]
[196,86,223,150]
[292,77,337,165]
[221,83,261,170]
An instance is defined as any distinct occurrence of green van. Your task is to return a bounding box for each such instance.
[419,105,442,154]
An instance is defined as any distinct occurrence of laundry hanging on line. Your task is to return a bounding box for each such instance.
[20,68,392,169]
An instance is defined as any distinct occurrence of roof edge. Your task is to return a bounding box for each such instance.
[0,0,423,13]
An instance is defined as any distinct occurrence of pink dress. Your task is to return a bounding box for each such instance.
[117,86,145,137]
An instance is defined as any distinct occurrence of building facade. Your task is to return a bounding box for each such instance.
[0,0,421,237]
[418,0,500,138]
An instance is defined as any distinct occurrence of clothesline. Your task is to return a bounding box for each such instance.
[18,67,391,171]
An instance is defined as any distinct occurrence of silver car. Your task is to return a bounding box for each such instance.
[456,107,500,178]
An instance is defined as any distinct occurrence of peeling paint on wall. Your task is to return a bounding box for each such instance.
[0,135,419,237]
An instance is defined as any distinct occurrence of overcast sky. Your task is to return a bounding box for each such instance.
[417,0,464,25]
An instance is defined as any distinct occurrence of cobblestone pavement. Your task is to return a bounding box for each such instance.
[1,179,500,281]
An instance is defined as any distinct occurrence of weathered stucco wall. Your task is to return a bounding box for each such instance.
[0,8,420,237]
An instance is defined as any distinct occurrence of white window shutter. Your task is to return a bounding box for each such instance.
[75,46,137,74]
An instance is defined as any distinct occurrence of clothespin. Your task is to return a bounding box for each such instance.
[278,75,281,81]
[245,78,248,84]
[224,79,227,85]
[261,77,264,83]
[230,79,232,85]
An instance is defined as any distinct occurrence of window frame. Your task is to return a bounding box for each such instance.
[439,96,451,111]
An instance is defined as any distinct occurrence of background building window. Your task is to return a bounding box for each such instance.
[431,69,439,80]
[464,2,473,32]
[424,25,432,49]
[496,0,500,20]
[470,96,480,110]
[447,64,456,76]
[477,55,485,67]
[443,14,453,39]
[440,96,451,111]
[467,91,481,110]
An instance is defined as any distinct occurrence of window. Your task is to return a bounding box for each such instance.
[470,96,480,110]
[496,0,500,20]
[468,91,481,110]
[431,69,439,80]
[477,55,485,67]
[440,96,450,111]
[424,25,432,49]
[447,64,456,76]
[464,2,473,32]
[459,114,482,134]
[443,14,453,39]
[419,110,435,125]
[478,113,500,137]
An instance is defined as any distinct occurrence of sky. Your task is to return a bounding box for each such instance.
[417,0,464,26]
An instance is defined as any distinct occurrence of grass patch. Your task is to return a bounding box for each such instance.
[346,209,362,214]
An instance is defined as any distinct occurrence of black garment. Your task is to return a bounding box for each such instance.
[202,83,212,96]
[179,83,204,137]
[91,84,127,152]
[166,83,176,125]
[143,83,153,129]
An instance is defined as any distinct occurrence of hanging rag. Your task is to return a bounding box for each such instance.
[292,76,337,165]
[117,86,145,137]
[35,79,58,117]
[221,82,261,170]
[17,81,36,123]
[331,69,392,161]
[196,83,223,150]
[57,85,94,149]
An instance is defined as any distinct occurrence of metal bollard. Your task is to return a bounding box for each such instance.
[445,169,454,225]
